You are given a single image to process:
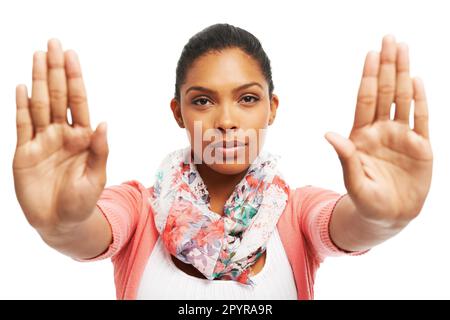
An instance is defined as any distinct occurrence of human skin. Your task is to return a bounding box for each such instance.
[13,39,111,260]
[13,35,432,279]
[172,36,433,273]
[169,48,279,277]
[170,47,279,216]
[326,36,432,252]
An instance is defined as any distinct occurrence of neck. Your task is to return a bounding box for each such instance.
[195,163,248,202]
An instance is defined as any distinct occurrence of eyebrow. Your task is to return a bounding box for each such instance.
[184,82,264,95]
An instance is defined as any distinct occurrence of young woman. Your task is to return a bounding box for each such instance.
[13,24,433,299]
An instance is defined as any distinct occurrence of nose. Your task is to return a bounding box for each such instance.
[214,103,239,134]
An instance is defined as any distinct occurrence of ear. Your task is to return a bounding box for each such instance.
[170,98,185,128]
[268,94,279,126]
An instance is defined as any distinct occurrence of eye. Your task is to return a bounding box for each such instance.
[240,95,259,104]
[192,97,212,107]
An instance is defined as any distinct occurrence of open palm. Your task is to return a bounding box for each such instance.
[325,36,433,224]
[13,39,108,230]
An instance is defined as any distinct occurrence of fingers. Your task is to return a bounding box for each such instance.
[16,85,33,146]
[394,43,413,124]
[324,132,364,193]
[412,78,429,139]
[47,39,68,124]
[65,50,91,128]
[355,35,422,130]
[31,51,50,133]
[376,35,397,121]
[86,122,109,186]
[352,51,380,129]
[22,39,92,141]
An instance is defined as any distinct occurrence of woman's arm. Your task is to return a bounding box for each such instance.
[330,194,406,252]
[13,39,111,260]
[39,206,112,260]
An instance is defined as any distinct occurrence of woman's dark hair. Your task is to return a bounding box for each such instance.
[174,23,274,101]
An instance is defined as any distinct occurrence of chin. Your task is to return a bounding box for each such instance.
[206,162,251,175]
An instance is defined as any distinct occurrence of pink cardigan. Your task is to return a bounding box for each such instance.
[78,180,366,299]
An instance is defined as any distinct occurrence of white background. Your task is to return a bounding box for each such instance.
[0,0,449,299]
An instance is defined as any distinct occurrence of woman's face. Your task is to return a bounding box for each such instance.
[170,47,279,175]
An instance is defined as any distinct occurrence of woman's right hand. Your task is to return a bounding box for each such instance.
[13,39,109,234]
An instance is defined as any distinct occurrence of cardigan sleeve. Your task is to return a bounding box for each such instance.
[74,180,146,262]
[298,185,369,264]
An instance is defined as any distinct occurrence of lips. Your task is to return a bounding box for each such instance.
[210,140,248,149]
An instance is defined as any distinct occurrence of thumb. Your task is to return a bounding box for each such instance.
[324,131,363,193]
[86,122,109,187]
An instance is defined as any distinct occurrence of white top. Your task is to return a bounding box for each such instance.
[136,227,298,299]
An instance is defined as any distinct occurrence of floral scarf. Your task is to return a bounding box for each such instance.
[149,146,289,286]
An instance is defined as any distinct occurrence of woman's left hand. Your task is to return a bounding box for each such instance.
[325,35,433,226]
